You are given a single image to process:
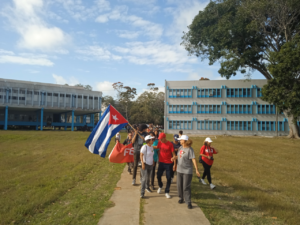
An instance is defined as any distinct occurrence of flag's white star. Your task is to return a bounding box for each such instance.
[112,115,119,122]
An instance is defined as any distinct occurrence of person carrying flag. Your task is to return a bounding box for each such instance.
[131,124,148,185]
[154,133,176,199]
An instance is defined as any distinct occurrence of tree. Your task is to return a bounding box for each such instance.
[262,36,300,137]
[181,0,300,138]
[112,82,137,120]
[130,91,164,125]
[75,83,92,91]
[102,95,116,108]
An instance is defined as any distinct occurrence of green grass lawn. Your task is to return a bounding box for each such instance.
[0,130,125,225]
[183,135,300,225]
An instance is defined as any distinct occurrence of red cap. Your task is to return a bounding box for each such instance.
[158,133,166,139]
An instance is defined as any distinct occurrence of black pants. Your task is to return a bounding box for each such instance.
[202,161,212,184]
[157,162,173,193]
[150,161,157,186]
[132,151,141,180]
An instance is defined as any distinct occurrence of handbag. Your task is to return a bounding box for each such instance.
[198,155,203,163]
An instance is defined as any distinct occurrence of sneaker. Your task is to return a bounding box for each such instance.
[157,187,162,194]
[178,199,184,204]
[210,183,216,189]
[188,203,192,209]
[132,179,135,185]
[146,188,152,193]
[200,179,207,185]
[140,194,144,198]
[165,193,171,199]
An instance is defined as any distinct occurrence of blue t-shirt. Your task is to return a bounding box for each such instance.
[152,139,159,162]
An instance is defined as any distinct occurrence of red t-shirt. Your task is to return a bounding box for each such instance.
[157,141,174,164]
[200,145,217,166]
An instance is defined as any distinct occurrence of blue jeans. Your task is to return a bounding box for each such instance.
[157,162,173,193]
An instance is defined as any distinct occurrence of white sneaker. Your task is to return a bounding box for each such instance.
[165,193,171,199]
[157,187,162,194]
[200,179,207,185]
[210,183,216,189]
[132,179,135,185]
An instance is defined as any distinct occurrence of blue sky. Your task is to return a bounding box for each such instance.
[0,0,263,97]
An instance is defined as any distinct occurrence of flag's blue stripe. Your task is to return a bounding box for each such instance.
[100,122,128,158]
[94,122,109,154]
[85,105,110,150]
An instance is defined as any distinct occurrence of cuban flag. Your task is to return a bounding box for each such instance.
[85,104,128,158]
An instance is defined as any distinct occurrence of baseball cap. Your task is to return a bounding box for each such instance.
[158,132,166,139]
[145,135,155,141]
[177,135,189,141]
[173,134,179,141]
[205,137,213,143]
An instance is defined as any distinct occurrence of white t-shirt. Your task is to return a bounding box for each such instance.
[140,145,154,166]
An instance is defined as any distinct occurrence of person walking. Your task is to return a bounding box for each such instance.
[199,137,218,189]
[154,133,176,199]
[149,131,159,190]
[131,124,148,185]
[171,134,181,183]
[171,135,200,209]
[140,135,155,198]
[123,132,133,175]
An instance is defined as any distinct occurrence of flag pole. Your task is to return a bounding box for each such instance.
[128,122,144,140]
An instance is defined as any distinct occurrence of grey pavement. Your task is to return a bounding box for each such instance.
[98,166,141,225]
[143,169,210,225]
[98,165,210,225]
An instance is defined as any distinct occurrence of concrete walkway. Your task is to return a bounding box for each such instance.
[98,166,140,225]
[144,172,210,225]
[98,165,210,225]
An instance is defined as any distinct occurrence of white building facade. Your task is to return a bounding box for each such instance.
[164,79,296,136]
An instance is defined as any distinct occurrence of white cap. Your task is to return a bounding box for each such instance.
[205,137,213,143]
[145,135,155,141]
[177,135,189,141]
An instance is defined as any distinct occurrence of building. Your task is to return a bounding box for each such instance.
[164,79,297,136]
[0,78,102,131]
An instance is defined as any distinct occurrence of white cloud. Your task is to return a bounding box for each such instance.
[113,41,197,65]
[115,30,140,39]
[186,69,224,80]
[95,6,163,39]
[50,0,111,21]
[166,0,209,41]
[2,0,69,52]
[77,45,122,61]
[0,49,53,66]
[52,74,79,85]
[95,81,115,96]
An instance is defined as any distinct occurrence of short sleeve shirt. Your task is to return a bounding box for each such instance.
[133,132,147,153]
[140,145,154,165]
[157,141,174,164]
[177,146,195,174]
[200,145,217,166]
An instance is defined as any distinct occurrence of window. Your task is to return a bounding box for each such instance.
[168,120,193,130]
[197,88,221,98]
[257,121,284,131]
[226,105,252,114]
[226,88,252,97]
[257,88,262,97]
[169,89,192,98]
[257,104,275,114]
[197,120,222,130]
[197,105,221,114]
[226,121,253,130]
[168,105,192,114]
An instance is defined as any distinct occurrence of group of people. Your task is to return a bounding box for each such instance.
[117,124,218,209]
